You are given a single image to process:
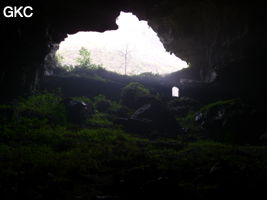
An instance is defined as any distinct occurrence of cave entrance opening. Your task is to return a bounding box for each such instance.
[55,11,188,76]
[172,86,179,97]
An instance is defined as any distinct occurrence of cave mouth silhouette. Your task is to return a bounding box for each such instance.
[56,11,188,76]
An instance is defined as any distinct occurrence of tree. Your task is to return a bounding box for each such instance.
[76,47,91,67]
[55,53,64,67]
[123,44,129,75]
[119,44,133,75]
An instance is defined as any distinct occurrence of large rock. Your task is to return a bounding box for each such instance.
[63,98,93,124]
[131,102,181,136]
[194,99,265,144]
[167,97,199,117]
[115,101,181,137]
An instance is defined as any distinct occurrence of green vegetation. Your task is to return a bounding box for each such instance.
[199,98,238,112]
[94,95,124,113]
[177,98,264,144]
[76,47,91,67]
[120,82,152,109]
[72,96,94,106]
[87,113,113,127]
[1,90,266,199]
[56,47,104,74]
[55,53,64,66]
[15,93,67,125]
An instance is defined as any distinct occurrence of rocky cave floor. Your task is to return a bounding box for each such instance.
[0,68,267,200]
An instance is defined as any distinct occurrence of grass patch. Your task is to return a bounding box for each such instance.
[15,93,67,125]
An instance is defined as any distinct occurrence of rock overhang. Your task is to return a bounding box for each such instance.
[1,0,267,101]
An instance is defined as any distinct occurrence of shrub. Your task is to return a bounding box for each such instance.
[87,113,113,127]
[15,93,67,125]
[94,95,112,112]
[120,82,151,109]
[93,95,125,115]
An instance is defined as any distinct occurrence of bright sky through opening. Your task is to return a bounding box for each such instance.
[57,12,188,75]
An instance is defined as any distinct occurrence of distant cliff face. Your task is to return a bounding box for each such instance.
[57,47,181,75]
[56,35,187,75]
[1,0,267,102]
[56,12,188,75]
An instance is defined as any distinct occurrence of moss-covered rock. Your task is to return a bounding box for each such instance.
[194,99,265,144]
[167,96,199,117]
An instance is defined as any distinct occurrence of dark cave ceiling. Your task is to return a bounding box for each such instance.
[1,0,267,100]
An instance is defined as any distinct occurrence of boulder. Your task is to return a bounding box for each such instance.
[115,101,181,137]
[167,97,199,117]
[194,99,265,144]
[130,102,181,136]
[63,98,93,124]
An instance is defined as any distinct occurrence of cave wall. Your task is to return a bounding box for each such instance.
[1,0,267,103]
